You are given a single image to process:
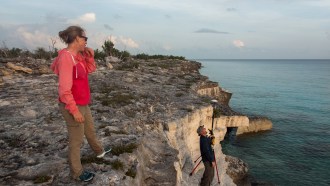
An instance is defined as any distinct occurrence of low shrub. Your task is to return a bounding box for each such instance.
[111,143,138,156]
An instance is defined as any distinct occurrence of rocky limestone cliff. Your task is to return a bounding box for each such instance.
[165,106,248,185]
[0,57,266,185]
[196,81,232,106]
[236,117,273,135]
[194,74,272,135]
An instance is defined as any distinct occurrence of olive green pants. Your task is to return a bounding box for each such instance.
[59,103,103,179]
[200,161,215,186]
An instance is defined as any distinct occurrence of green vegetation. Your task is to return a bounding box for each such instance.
[104,128,111,136]
[125,166,137,178]
[213,107,222,118]
[97,92,135,107]
[124,109,136,118]
[110,159,124,170]
[0,47,22,58]
[0,45,56,59]
[1,39,185,61]
[94,48,106,60]
[96,83,138,109]
[135,53,185,60]
[0,41,58,59]
[175,92,184,97]
[34,47,54,60]
[116,61,139,70]
[111,143,138,156]
[102,40,114,56]
[99,83,122,94]
[81,155,125,171]
[181,107,193,112]
[81,155,111,165]
[3,136,23,148]
[33,175,52,184]
[146,61,177,69]
[201,96,212,104]
[100,40,130,61]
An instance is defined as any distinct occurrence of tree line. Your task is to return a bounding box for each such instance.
[0,40,185,61]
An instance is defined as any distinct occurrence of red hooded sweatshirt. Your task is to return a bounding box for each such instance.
[51,49,96,115]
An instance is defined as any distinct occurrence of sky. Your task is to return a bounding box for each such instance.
[1,0,330,59]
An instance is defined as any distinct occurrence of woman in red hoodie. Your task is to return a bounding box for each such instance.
[51,26,110,182]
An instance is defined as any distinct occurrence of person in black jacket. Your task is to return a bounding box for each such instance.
[197,125,215,186]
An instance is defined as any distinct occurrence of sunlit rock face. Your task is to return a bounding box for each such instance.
[237,117,273,135]
[196,82,232,106]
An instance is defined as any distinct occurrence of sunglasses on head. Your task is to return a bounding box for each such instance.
[79,35,88,41]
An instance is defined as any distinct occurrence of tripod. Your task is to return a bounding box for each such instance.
[189,100,220,185]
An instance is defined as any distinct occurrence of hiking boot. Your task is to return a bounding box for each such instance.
[96,148,112,158]
[79,170,95,182]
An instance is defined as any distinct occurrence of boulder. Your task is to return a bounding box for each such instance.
[225,155,249,185]
[6,62,33,74]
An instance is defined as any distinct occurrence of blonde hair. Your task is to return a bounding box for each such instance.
[58,26,85,44]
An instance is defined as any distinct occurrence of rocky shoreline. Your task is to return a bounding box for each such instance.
[0,57,272,185]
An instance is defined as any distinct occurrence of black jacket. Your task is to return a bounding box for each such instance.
[200,135,215,163]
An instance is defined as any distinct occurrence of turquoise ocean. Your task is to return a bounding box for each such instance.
[198,59,330,186]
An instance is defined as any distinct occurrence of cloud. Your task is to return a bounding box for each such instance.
[233,40,244,48]
[14,26,64,49]
[325,31,330,40]
[113,14,122,19]
[195,28,229,34]
[108,36,117,45]
[116,0,235,21]
[79,13,96,22]
[102,35,139,49]
[226,8,237,12]
[165,14,172,19]
[163,45,172,51]
[45,13,67,24]
[67,13,96,24]
[0,23,69,50]
[119,36,139,48]
[304,0,330,7]
[104,24,113,31]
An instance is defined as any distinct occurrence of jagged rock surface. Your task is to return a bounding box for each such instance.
[0,57,269,185]
[225,155,249,186]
